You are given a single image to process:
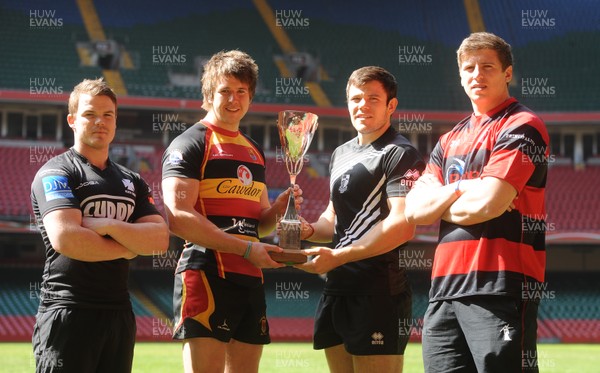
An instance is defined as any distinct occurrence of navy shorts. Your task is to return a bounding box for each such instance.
[32,307,136,373]
[172,269,270,344]
[422,296,539,373]
[313,291,412,355]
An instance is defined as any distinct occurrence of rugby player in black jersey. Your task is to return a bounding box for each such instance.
[295,66,425,373]
[31,78,169,372]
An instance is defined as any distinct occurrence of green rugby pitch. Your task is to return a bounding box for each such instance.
[3,342,598,372]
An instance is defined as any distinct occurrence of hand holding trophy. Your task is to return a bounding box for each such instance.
[271,110,319,264]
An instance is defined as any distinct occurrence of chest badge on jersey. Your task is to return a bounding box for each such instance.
[445,158,465,184]
[237,165,253,186]
[122,178,135,195]
[247,148,257,161]
[339,174,350,194]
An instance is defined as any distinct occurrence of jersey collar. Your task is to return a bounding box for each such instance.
[199,120,239,137]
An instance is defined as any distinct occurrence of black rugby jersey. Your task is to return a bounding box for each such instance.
[31,148,160,310]
[325,126,425,296]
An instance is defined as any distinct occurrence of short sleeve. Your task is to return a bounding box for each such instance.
[424,141,445,184]
[162,124,206,181]
[31,162,80,219]
[385,146,426,198]
[131,174,161,221]
[481,114,548,193]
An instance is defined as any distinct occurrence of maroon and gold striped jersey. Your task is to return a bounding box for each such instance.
[162,121,266,287]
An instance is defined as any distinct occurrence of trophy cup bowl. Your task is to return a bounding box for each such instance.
[270,110,319,264]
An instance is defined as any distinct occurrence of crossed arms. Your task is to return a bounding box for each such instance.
[43,208,169,262]
[404,174,517,226]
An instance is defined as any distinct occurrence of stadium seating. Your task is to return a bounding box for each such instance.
[0,4,95,93]
[9,149,599,238]
[2,1,599,110]
[546,166,600,234]
[1,0,599,348]
[2,268,597,343]
[0,146,62,219]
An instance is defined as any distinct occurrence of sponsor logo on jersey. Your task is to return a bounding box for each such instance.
[338,174,350,194]
[167,150,183,166]
[216,180,261,197]
[221,217,257,235]
[211,144,233,158]
[42,175,74,201]
[80,195,135,221]
[237,165,253,186]
[400,168,421,188]
[74,180,100,190]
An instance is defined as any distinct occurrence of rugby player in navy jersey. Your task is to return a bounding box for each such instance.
[405,32,549,373]
[295,66,425,373]
[31,78,169,372]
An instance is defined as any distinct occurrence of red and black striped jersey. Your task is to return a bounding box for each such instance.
[425,98,548,301]
[162,121,266,287]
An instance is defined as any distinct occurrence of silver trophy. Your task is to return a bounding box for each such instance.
[271,110,319,264]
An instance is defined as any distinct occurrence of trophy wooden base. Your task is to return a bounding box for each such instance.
[270,249,307,265]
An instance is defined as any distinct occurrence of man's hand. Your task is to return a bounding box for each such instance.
[273,185,304,214]
[81,217,113,236]
[245,242,286,269]
[414,173,443,189]
[294,247,343,274]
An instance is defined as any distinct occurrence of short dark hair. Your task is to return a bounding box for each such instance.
[346,66,397,103]
[201,50,259,110]
[68,78,117,115]
[457,32,513,70]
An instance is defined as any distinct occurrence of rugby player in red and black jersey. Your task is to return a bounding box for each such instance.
[405,32,549,373]
[30,78,169,372]
[161,50,302,373]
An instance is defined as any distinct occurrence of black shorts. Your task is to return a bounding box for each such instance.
[32,307,136,373]
[313,291,412,355]
[172,269,270,344]
[422,296,539,373]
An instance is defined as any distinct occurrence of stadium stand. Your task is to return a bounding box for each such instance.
[546,166,600,235]
[2,0,599,110]
[0,146,66,219]
[3,267,598,343]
